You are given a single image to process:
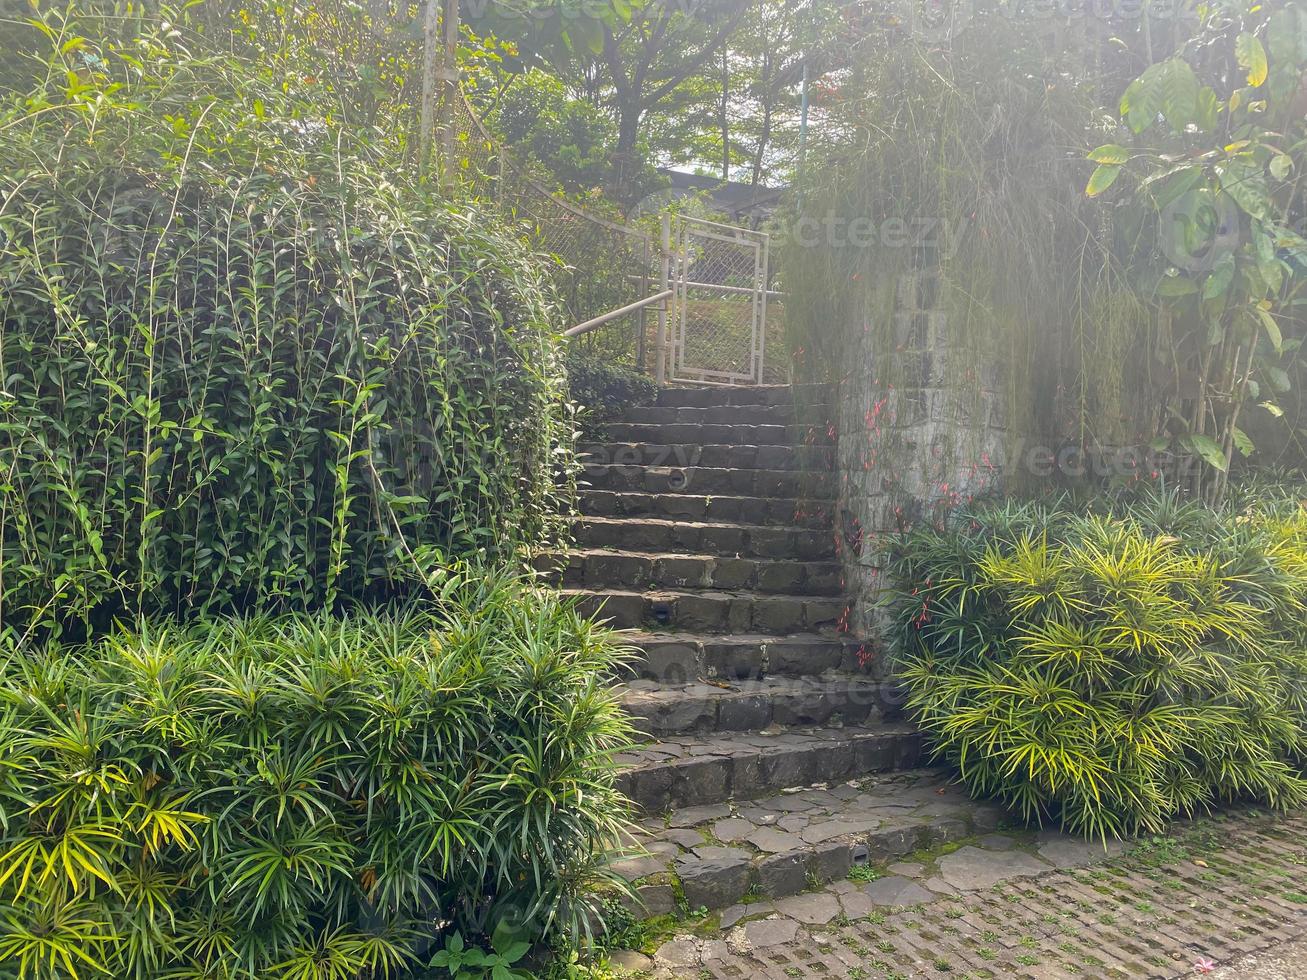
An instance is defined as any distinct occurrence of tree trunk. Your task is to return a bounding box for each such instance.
[720,47,731,180]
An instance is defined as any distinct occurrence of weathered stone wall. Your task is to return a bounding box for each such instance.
[834,270,1008,639]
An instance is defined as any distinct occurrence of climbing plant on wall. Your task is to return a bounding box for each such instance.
[1087,2,1307,503]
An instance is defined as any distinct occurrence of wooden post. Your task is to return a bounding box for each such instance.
[655,212,672,385]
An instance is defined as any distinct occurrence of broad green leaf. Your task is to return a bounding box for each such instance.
[1183,433,1228,472]
[1088,144,1129,165]
[1236,33,1269,87]
[1203,255,1234,300]
[1232,427,1254,457]
[1261,401,1285,417]
[1257,307,1283,352]
[1270,154,1293,180]
[1086,164,1121,197]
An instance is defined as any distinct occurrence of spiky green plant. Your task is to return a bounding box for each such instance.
[0,569,635,979]
[885,489,1307,838]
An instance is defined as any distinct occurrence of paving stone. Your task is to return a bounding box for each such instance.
[668,803,732,827]
[921,875,958,894]
[837,889,876,919]
[653,939,699,968]
[934,845,1052,890]
[719,902,773,930]
[609,949,654,974]
[977,832,1018,850]
[774,891,841,925]
[744,827,806,854]
[886,861,926,878]
[699,940,730,963]
[661,829,706,849]
[734,917,800,950]
[635,883,677,916]
[799,817,881,844]
[712,818,754,842]
[1036,833,1125,868]
[863,875,939,906]
[692,844,752,863]
[611,855,668,881]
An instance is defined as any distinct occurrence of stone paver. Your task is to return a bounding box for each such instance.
[862,874,938,906]
[619,808,1307,980]
[619,768,1002,911]
[934,843,1052,890]
[1206,939,1307,979]
[772,891,840,925]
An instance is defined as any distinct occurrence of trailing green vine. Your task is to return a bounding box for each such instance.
[0,4,575,635]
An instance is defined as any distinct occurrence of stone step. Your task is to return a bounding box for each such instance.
[622,632,877,683]
[655,383,834,408]
[541,550,842,596]
[601,422,835,447]
[578,490,832,527]
[615,725,924,813]
[615,768,1005,916]
[621,677,894,737]
[620,404,833,427]
[562,588,848,634]
[573,516,836,561]
[580,463,836,499]
[579,442,836,472]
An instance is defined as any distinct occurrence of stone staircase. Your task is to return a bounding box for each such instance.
[542,383,943,916]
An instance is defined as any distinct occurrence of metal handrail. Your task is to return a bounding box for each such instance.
[563,289,674,338]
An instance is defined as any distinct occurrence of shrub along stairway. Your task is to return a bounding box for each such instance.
[542,384,971,918]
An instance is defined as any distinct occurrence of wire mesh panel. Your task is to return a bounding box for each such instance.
[444,93,656,367]
[669,216,769,384]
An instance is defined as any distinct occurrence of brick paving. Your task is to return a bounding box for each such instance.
[612,808,1307,979]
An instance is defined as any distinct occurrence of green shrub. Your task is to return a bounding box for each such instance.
[0,569,634,978]
[0,7,574,632]
[885,491,1307,838]
[565,350,656,435]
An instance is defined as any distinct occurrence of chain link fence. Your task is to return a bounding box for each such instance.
[444,93,657,369]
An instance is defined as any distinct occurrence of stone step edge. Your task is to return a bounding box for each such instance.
[571,515,838,559]
[578,442,837,471]
[620,677,896,737]
[620,795,1002,917]
[617,632,879,684]
[616,726,922,813]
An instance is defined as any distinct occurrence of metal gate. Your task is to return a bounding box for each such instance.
[667,216,770,384]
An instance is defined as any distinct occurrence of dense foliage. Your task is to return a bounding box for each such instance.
[565,350,657,436]
[1087,4,1307,501]
[0,6,575,632]
[0,571,634,979]
[886,490,1307,838]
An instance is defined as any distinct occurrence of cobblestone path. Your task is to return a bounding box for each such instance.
[614,808,1307,979]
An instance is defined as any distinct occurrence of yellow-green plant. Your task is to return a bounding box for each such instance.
[886,489,1307,838]
[0,569,635,979]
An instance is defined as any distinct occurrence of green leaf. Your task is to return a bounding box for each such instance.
[1236,33,1269,87]
[1261,401,1285,417]
[1086,164,1122,197]
[1232,427,1255,457]
[1256,307,1283,352]
[1270,154,1293,181]
[1088,144,1129,165]
[1157,276,1198,297]
[1203,255,1235,300]
[1182,433,1228,472]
